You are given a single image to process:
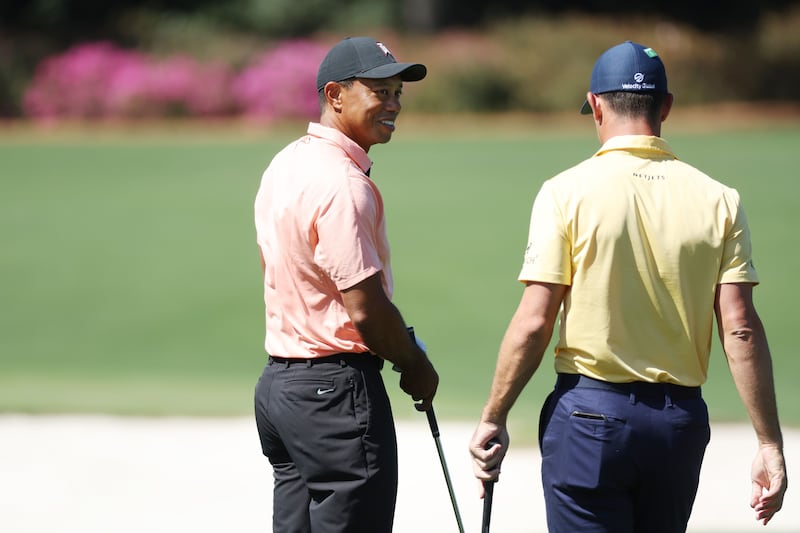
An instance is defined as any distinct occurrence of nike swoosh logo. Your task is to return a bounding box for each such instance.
[316,388,335,395]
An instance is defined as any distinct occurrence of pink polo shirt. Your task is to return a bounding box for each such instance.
[254,122,393,357]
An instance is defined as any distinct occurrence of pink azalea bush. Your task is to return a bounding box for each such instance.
[23,39,328,121]
[23,42,150,119]
[231,40,328,120]
[23,42,236,119]
[145,56,234,116]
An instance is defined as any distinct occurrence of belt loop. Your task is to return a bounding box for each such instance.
[664,385,674,408]
[305,359,313,368]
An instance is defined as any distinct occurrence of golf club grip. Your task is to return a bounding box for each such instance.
[481,437,500,532]
[482,480,494,533]
[425,406,440,437]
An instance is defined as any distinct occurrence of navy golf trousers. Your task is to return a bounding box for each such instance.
[254,353,397,533]
[539,373,710,533]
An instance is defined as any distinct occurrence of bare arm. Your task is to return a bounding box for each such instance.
[715,282,787,525]
[341,272,438,410]
[470,282,567,484]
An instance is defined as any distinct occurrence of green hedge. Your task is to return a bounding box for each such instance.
[402,11,800,113]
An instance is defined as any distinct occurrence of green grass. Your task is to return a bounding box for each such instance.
[2,120,798,444]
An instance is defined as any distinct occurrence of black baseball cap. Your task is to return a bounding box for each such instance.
[316,37,427,92]
[580,41,668,114]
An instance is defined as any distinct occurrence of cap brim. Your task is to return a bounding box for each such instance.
[579,99,591,115]
[358,62,427,82]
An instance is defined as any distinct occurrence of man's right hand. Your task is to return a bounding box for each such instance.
[469,420,508,496]
[398,353,438,411]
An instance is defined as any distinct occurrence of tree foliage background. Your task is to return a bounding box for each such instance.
[1,0,799,117]
[4,0,799,38]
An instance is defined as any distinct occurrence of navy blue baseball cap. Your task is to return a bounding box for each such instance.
[316,37,427,92]
[580,41,668,114]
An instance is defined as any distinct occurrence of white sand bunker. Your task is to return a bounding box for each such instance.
[1,416,797,532]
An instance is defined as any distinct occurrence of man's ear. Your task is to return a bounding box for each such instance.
[324,82,344,112]
[587,92,603,125]
[661,92,674,122]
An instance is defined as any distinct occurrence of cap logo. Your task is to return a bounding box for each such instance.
[634,72,645,83]
[376,42,392,56]
[643,47,658,58]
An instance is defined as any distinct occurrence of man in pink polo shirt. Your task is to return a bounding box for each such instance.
[253,37,439,532]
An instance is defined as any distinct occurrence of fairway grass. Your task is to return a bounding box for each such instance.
[2,115,798,431]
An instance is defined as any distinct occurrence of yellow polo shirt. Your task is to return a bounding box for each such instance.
[519,135,758,386]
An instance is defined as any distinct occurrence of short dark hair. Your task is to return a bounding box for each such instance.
[599,91,666,125]
[318,78,356,111]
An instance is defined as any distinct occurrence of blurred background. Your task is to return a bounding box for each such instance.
[2,0,800,121]
[3,8,800,533]
[2,1,799,427]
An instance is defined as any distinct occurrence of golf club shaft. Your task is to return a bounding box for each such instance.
[426,407,465,533]
[481,438,500,533]
[482,480,494,533]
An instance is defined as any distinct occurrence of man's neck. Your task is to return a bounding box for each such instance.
[598,117,660,144]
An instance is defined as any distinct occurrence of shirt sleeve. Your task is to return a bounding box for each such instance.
[518,180,573,285]
[314,173,384,291]
[718,195,759,285]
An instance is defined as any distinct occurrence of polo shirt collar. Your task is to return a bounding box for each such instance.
[307,122,373,175]
[594,135,676,159]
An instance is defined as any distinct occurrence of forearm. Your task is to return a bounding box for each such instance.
[716,283,783,448]
[471,282,564,482]
[482,320,549,425]
[341,272,427,369]
[723,324,783,448]
[481,283,563,425]
[715,283,787,523]
[342,272,438,408]
[351,298,425,369]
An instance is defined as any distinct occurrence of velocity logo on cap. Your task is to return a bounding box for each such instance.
[580,41,668,114]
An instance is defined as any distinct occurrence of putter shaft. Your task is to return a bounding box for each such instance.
[426,408,465,533]
[481,438,500,533]
[482,480,494,533]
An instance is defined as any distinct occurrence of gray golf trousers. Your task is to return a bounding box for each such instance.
[254,353,397,533]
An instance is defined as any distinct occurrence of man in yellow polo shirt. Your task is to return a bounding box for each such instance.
[469,41,787,532]
[254,37,438,532]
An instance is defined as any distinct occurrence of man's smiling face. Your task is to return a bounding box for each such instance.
[335,75,403,152]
